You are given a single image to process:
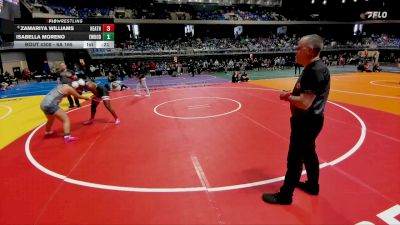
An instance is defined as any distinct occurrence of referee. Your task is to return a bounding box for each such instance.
[263,34,330,205]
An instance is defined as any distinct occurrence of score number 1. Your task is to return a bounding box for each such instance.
[102,32,114,41]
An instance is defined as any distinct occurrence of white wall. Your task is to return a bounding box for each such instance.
[0,52,28,75]
[46,51,65,71]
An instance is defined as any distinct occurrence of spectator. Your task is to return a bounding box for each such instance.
[339,55,345,67]
[232,71,240,83]
[294,63,302,75]
[177,61,183,76]
[22,68,31,82]
[0,73,9,91]
[188,59,195,77]
[240,71,249,82]
[89,65,96,80]
[373,63,382,72]
[135,62,150,97]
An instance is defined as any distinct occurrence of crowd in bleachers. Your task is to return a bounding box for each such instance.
[23,0,287,20]
[89,34,400,58]
[89,35,302,57]
[361,34,400,49]
[115,7,287,21]
[195,9,286,21]
[49,5,112,18]
[113,6,170,19]
[119,35,298,51]
[25,0,113,17]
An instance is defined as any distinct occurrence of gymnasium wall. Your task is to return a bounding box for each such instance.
[0,51,28,74]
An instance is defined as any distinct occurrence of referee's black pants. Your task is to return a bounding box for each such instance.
[280,114,324,197]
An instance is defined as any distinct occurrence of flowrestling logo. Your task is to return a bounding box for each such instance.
[362,11,388,19]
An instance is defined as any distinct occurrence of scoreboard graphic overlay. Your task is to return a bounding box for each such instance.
[13,18,114,49]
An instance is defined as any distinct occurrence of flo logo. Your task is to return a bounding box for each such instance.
[364,11,388,19]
